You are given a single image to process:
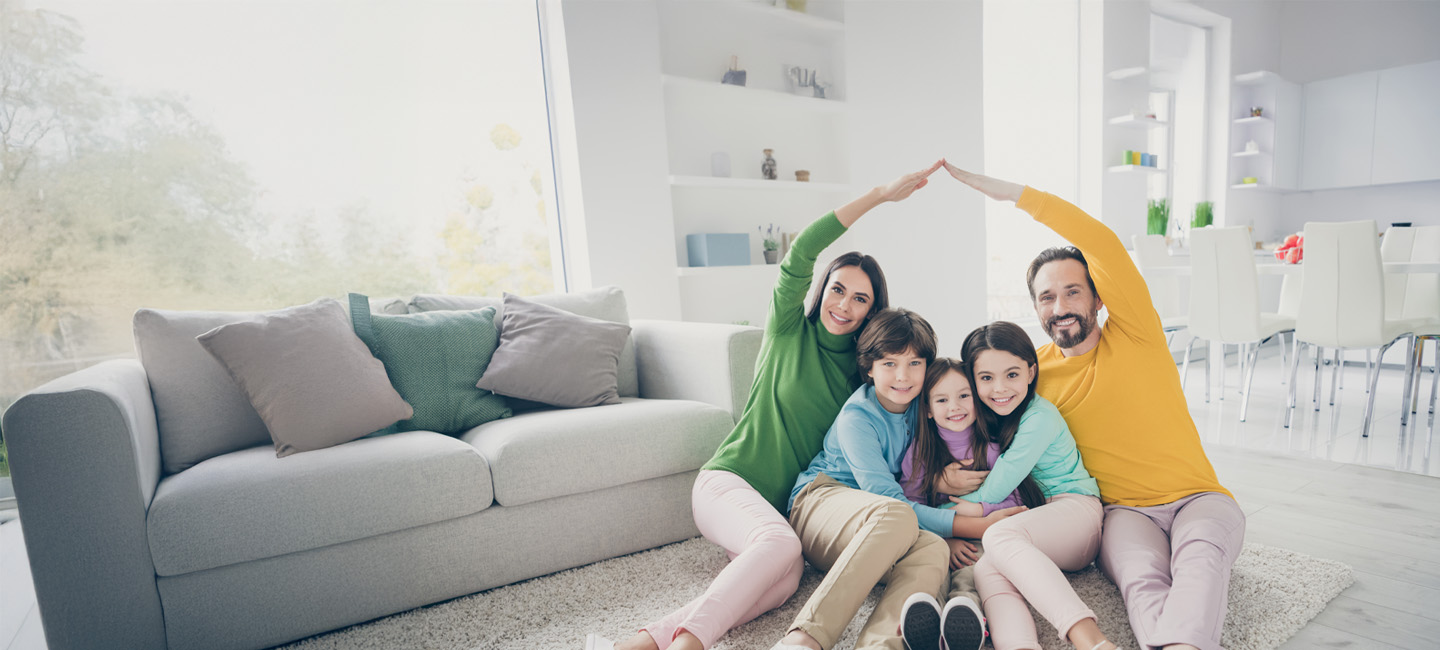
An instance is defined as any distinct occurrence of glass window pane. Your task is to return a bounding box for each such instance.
[0,0,561,467]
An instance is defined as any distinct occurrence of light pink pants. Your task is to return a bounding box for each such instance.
[1098,491,1245,650]
[642,470,805,649]
[973,493,1104,650]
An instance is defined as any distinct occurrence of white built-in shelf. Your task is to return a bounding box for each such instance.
[1107,67,1147,81]
[1232,150,1271,158]
[724,1,844,37]
[1107,115,1169,129]
[1230,183,1294,193]
[662,74,847,113]
[1233,116,1272,125]
[677,263,783,278]
[670,175,850,192]
[1234,71,1279,86]
[1107,165,1167,175]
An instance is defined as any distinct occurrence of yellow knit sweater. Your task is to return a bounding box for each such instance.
[1019,187,1232,507]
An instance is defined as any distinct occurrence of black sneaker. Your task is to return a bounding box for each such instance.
[900,592,943,650]
[940,596,987,650]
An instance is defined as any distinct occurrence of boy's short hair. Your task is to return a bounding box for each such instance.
[856,308,937,383]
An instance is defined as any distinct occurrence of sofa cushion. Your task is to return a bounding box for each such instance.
[477,293,632,408]
[134,308,275,475]
[349,295,511,434]
[197,298,414,458]
[409,286,639,398]
[147,431,492,577]
[134,297,422,475]
[461,397,733,507]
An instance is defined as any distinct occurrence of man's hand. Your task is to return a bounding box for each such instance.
[942,160,1023,202]
[938,458,988,495]
[877,159,944,203]
[946,538,980,570]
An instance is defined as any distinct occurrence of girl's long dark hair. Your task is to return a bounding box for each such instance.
[911,358,970,506]
[961,321,1047,509]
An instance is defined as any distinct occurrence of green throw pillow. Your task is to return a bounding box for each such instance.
[349,293,512,435]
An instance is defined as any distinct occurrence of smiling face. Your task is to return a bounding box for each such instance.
[867,347,927,414]
[972,349,1036,417]
[927,369,975,432]
[818,265,875,336]
[1032,258,1103,352]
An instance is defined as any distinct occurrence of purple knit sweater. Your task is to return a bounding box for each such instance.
[899,424,1023,515]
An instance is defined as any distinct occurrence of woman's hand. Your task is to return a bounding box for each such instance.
[877,159,944,203]
[835,160,943,227]
[938,459,988,495]
[946,538,980,570]
[941,160,1024,202]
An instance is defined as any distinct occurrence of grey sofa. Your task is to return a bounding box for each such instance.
[3,288,762,650]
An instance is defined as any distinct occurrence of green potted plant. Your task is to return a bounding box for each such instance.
[759,224,780,264]
[1192,201,1214,229]
[1146,198,1170,236]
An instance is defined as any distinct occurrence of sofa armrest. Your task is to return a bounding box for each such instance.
[3,359,168,649]
[632,320,762,423]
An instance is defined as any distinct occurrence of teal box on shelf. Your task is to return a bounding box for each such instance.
[687,233,750,267]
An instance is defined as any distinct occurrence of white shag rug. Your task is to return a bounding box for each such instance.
[280,537,1353,650]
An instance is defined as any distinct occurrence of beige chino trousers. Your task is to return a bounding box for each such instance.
[788,473,949,650]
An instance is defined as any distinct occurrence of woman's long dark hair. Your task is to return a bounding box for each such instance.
[961,321,1047,509]
[805,251,888,329]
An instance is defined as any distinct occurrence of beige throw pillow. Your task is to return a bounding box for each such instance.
[197,298,413,457]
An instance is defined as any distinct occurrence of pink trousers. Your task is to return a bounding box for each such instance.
[1098,492,1245,650]
[641,470,805,649]
[973,493,1104,650]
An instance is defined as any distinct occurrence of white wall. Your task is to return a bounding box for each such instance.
[984,0,1077,323]
[1278,0,1440,84]
[1195,0,1440,240]
[554,0,681,320]
[842,0,987,352]
[1193,0,1280,73]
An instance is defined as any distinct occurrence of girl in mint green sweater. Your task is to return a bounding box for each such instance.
[586,161,945,650]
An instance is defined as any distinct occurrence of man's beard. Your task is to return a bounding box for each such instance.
[1045,311,1097,349]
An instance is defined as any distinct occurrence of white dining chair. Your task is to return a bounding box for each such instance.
[1183,227,1294,421]
[1131,234,1188,345]
[1400,226,1440,420]
[1285,220,1429,436]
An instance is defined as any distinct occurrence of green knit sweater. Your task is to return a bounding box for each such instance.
[701,212,862,513]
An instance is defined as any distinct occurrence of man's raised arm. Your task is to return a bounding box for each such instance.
[942,162,1163,342]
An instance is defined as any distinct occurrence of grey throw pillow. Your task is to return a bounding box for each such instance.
[476,292,632,408]
[134,308,275,475]
[197,298,414,457]
[408,286,639,398]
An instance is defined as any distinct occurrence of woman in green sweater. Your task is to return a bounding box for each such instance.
[586,161,943,650]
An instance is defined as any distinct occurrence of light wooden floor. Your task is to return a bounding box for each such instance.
[1,356,1437,650]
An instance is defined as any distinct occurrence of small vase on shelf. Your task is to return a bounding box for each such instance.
[761,149,777,180]
[763,249,779,264]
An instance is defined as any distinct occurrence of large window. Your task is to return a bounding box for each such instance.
[0,0,562,488]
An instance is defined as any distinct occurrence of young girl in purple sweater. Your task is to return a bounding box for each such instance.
[896,358,1040,650]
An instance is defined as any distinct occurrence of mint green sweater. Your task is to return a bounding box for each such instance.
[702,212,862,513]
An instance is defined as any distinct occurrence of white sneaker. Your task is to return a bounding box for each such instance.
[584,633,615,650]
[899,592,943,650]
[940,596,987,650]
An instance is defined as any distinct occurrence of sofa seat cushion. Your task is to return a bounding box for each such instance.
[148,431,492,577]
[461,397,733,507]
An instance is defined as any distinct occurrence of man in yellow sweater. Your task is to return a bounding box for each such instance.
[943,163,1243,650]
